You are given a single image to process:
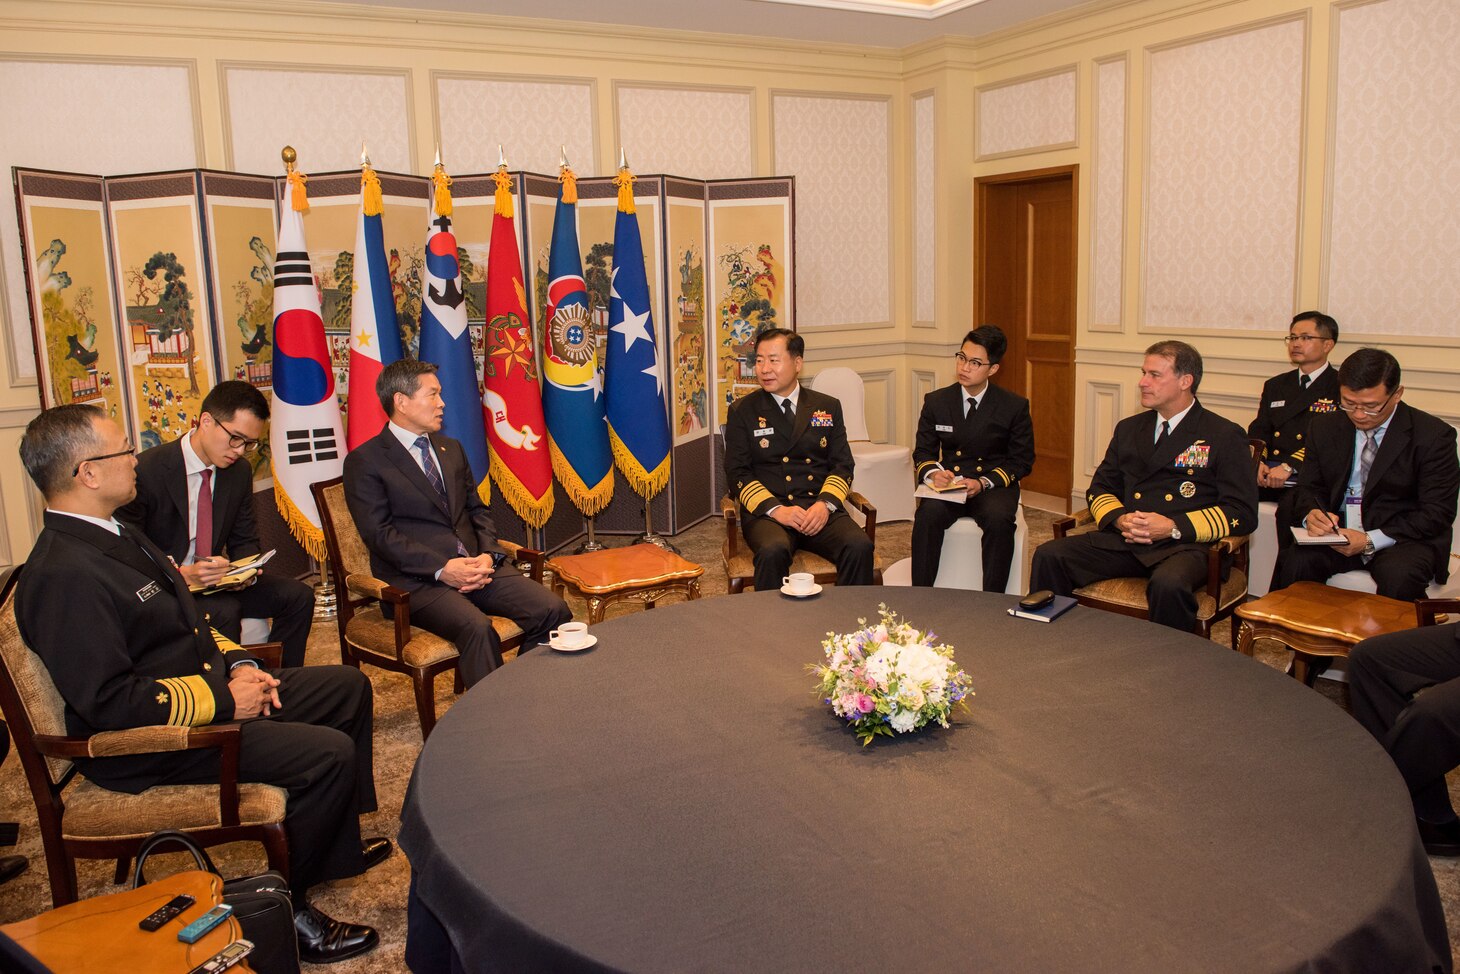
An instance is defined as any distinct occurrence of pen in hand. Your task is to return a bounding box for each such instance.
[1308,510,1339,535]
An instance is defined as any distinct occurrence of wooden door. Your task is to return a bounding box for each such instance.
[974,167,1076,508]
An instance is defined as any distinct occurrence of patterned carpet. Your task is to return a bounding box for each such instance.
[0,510,1456,970]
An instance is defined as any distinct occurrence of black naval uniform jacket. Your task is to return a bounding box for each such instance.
[1086,401,1258,568]
[15,512,259,791]
[1246,366,1341,475]
[913,382,1035,489]
[725,387,853,516]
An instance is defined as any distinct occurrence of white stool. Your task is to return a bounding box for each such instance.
[240,617,271,645]
[932,506,1029,595]
[883,558,913,586]
[1248,500,1280,597]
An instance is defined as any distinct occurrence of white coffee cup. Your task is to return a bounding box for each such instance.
[551,621,590,648]
[783,572,814,595]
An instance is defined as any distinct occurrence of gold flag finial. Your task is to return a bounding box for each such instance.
[559,145,569,169]
[497,144,507,169]
[433,144,442,168]
[618,146,629,171]
[360,141,370,168]
[281,145,297,169]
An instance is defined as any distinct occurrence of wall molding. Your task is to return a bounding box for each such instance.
[432,70,600,176]
[1088,53,1128,334]
[1083,380,1124,478]
[974,63,1080,162]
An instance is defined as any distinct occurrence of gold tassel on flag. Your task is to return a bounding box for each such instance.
[361,151,383,217]
[432,167,453,216]
[283,146,309,213]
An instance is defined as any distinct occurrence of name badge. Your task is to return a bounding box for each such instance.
[1270,400,1285,408]
[936,424,954,433]
[1345,491,1363,530]
[136,581,162,602]
[753,427,775,437]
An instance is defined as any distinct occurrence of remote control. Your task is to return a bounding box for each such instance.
[176,903,232,944]
[139,893,195,931]
[187,938,254,974]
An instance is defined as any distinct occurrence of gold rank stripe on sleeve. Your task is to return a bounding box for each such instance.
[822,475,850,503]
[915,459,940,481]
[210,627,249,656]
[155,676,216,727]
[1291,447,1306,463]
[739,480,774,512]
[1185,506,1232,542]
[990,467,1012,488]
[1088,493,1124,525]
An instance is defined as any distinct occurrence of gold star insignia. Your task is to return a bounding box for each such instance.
[156,691,169,704]
[355,330,372,347]
[1232,519,1240,527]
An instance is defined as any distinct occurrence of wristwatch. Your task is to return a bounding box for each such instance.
[979,477,994,491]
[1169,526,1183,541]
[1362,534,1375,556]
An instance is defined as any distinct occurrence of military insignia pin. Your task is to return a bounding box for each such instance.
[758,416,767,427]
[1311,398,1337,413]
[810,410,834,427]
[760,438,769,449]
[1180,481,1196,498]
[820,436,827,448]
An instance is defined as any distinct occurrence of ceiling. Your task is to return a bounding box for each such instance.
[338,0,1101,49]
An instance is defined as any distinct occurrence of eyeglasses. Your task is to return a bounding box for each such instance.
[1283,334,1326,344]
[955,353,989,368]
[72,445,135,477]
[216,419,261,453]
[1338,390,1397,417]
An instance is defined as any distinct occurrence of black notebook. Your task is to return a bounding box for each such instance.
[1007,594,1078,623]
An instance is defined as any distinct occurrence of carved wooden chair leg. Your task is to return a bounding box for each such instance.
[113,856,131,885]
[414,676,439,742]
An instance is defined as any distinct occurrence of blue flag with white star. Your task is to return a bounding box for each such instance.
[604,175,670,498]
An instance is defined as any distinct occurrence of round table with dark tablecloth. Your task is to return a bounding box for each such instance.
[399,587,1451,974]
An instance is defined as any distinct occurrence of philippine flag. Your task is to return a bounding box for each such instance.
[269,188,345,561]
[344,165,402,451]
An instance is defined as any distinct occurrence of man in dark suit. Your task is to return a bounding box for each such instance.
[724,328,874,593]
[118,381,313,667]
[1029,341,1258,633]
[343,360,570,687]
[1348,622,1460,856]
[1272,348,1459,601]
[911,325,1034,591]
[15,404,384,964]
[1248,311,1342,502]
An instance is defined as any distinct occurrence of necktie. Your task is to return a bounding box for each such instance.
[782,398,794,424]
[1358,430,1377,491]
[966,396,977,419]
[416,436,469,556]
[195,468,213,560]
[1300,374,1311,390]
[1154,420,1170,453]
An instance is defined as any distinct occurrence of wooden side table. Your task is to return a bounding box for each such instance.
[1234,581,1418,685]
[546,544,705,625]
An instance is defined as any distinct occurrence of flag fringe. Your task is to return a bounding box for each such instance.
[432,169,453,217]
[608,426,668,499]
[559,168,578,205]
[549,437,614,516]
[361,167,383,217]
[489,448,553,528]
[492,170,515,218]
[270,469,328,561]
[612,169,636,214]
[477,477,492,507]
[287,170,309,213]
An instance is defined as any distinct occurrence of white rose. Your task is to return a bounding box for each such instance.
[889,708,918,733]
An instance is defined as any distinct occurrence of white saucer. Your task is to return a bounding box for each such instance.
[780,583,823,598]
[550,634,597,652]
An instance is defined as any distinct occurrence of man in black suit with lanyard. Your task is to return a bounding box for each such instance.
[1248,312,1342,553]
[119,381,313,667]
[15,404,384,964]
[1029,341,1257,633]
[911,325,1034,591]
[343,360,570,687]
[724,328,874,594]
[1273,347,1459,601]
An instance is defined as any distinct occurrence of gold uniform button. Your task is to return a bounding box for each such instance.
[955,450,962,457]
[1134,492,1142,500]
[782,456,789,462]
[805,458,811,464]
[807,475,814,481]
[1272,448,1282,456]
[1187,469,1195,475]
[1165,493,1173,501]
[1296,433,1303,441]
[952,466,961,473]
[785,476,792,482]
[203,663,212,671]
[192,627,199,635]
[976,466,983,473]
[1274,431,1281,437]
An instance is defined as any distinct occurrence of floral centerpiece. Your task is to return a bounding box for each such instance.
[812,605,974,746]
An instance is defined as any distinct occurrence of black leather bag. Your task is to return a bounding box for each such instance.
[132,830,300,974]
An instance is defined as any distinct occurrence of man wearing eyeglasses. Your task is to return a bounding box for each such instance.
[1248,312,1341,505]
[1272,348,1459,601]
[119,381,314,668]
[911,325,1034,591]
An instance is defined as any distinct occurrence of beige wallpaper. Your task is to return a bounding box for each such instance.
[0,59,197,383]
[616,85,753,180]
[913,92,935,325]
[1143,19,1305,331]
[1092,58,1125,330]
[437,76,596,176]
[224,66,411,174]
[976,68,1076,158]
[772,93,891,327]
[1327,0,1460,336]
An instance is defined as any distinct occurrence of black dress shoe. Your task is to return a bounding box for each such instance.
[1418,818,1460,857]
[0,856,26,886]
[362,836,392,872]
[293,904,379,964]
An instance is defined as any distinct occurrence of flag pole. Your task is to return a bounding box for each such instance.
[636,499,679,553]
[574,514,604,553]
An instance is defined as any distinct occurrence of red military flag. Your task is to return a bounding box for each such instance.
[481,162,553,528]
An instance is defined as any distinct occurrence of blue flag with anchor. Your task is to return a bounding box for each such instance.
[604,163,670,498]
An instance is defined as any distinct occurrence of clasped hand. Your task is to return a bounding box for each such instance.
[1117,511,1177,544]
[229,666,281,718]
[770,501,832,536]
[1256,463,1291,488]
[440,554,496,593]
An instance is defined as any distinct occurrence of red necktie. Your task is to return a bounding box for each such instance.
[196,468,213,560]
